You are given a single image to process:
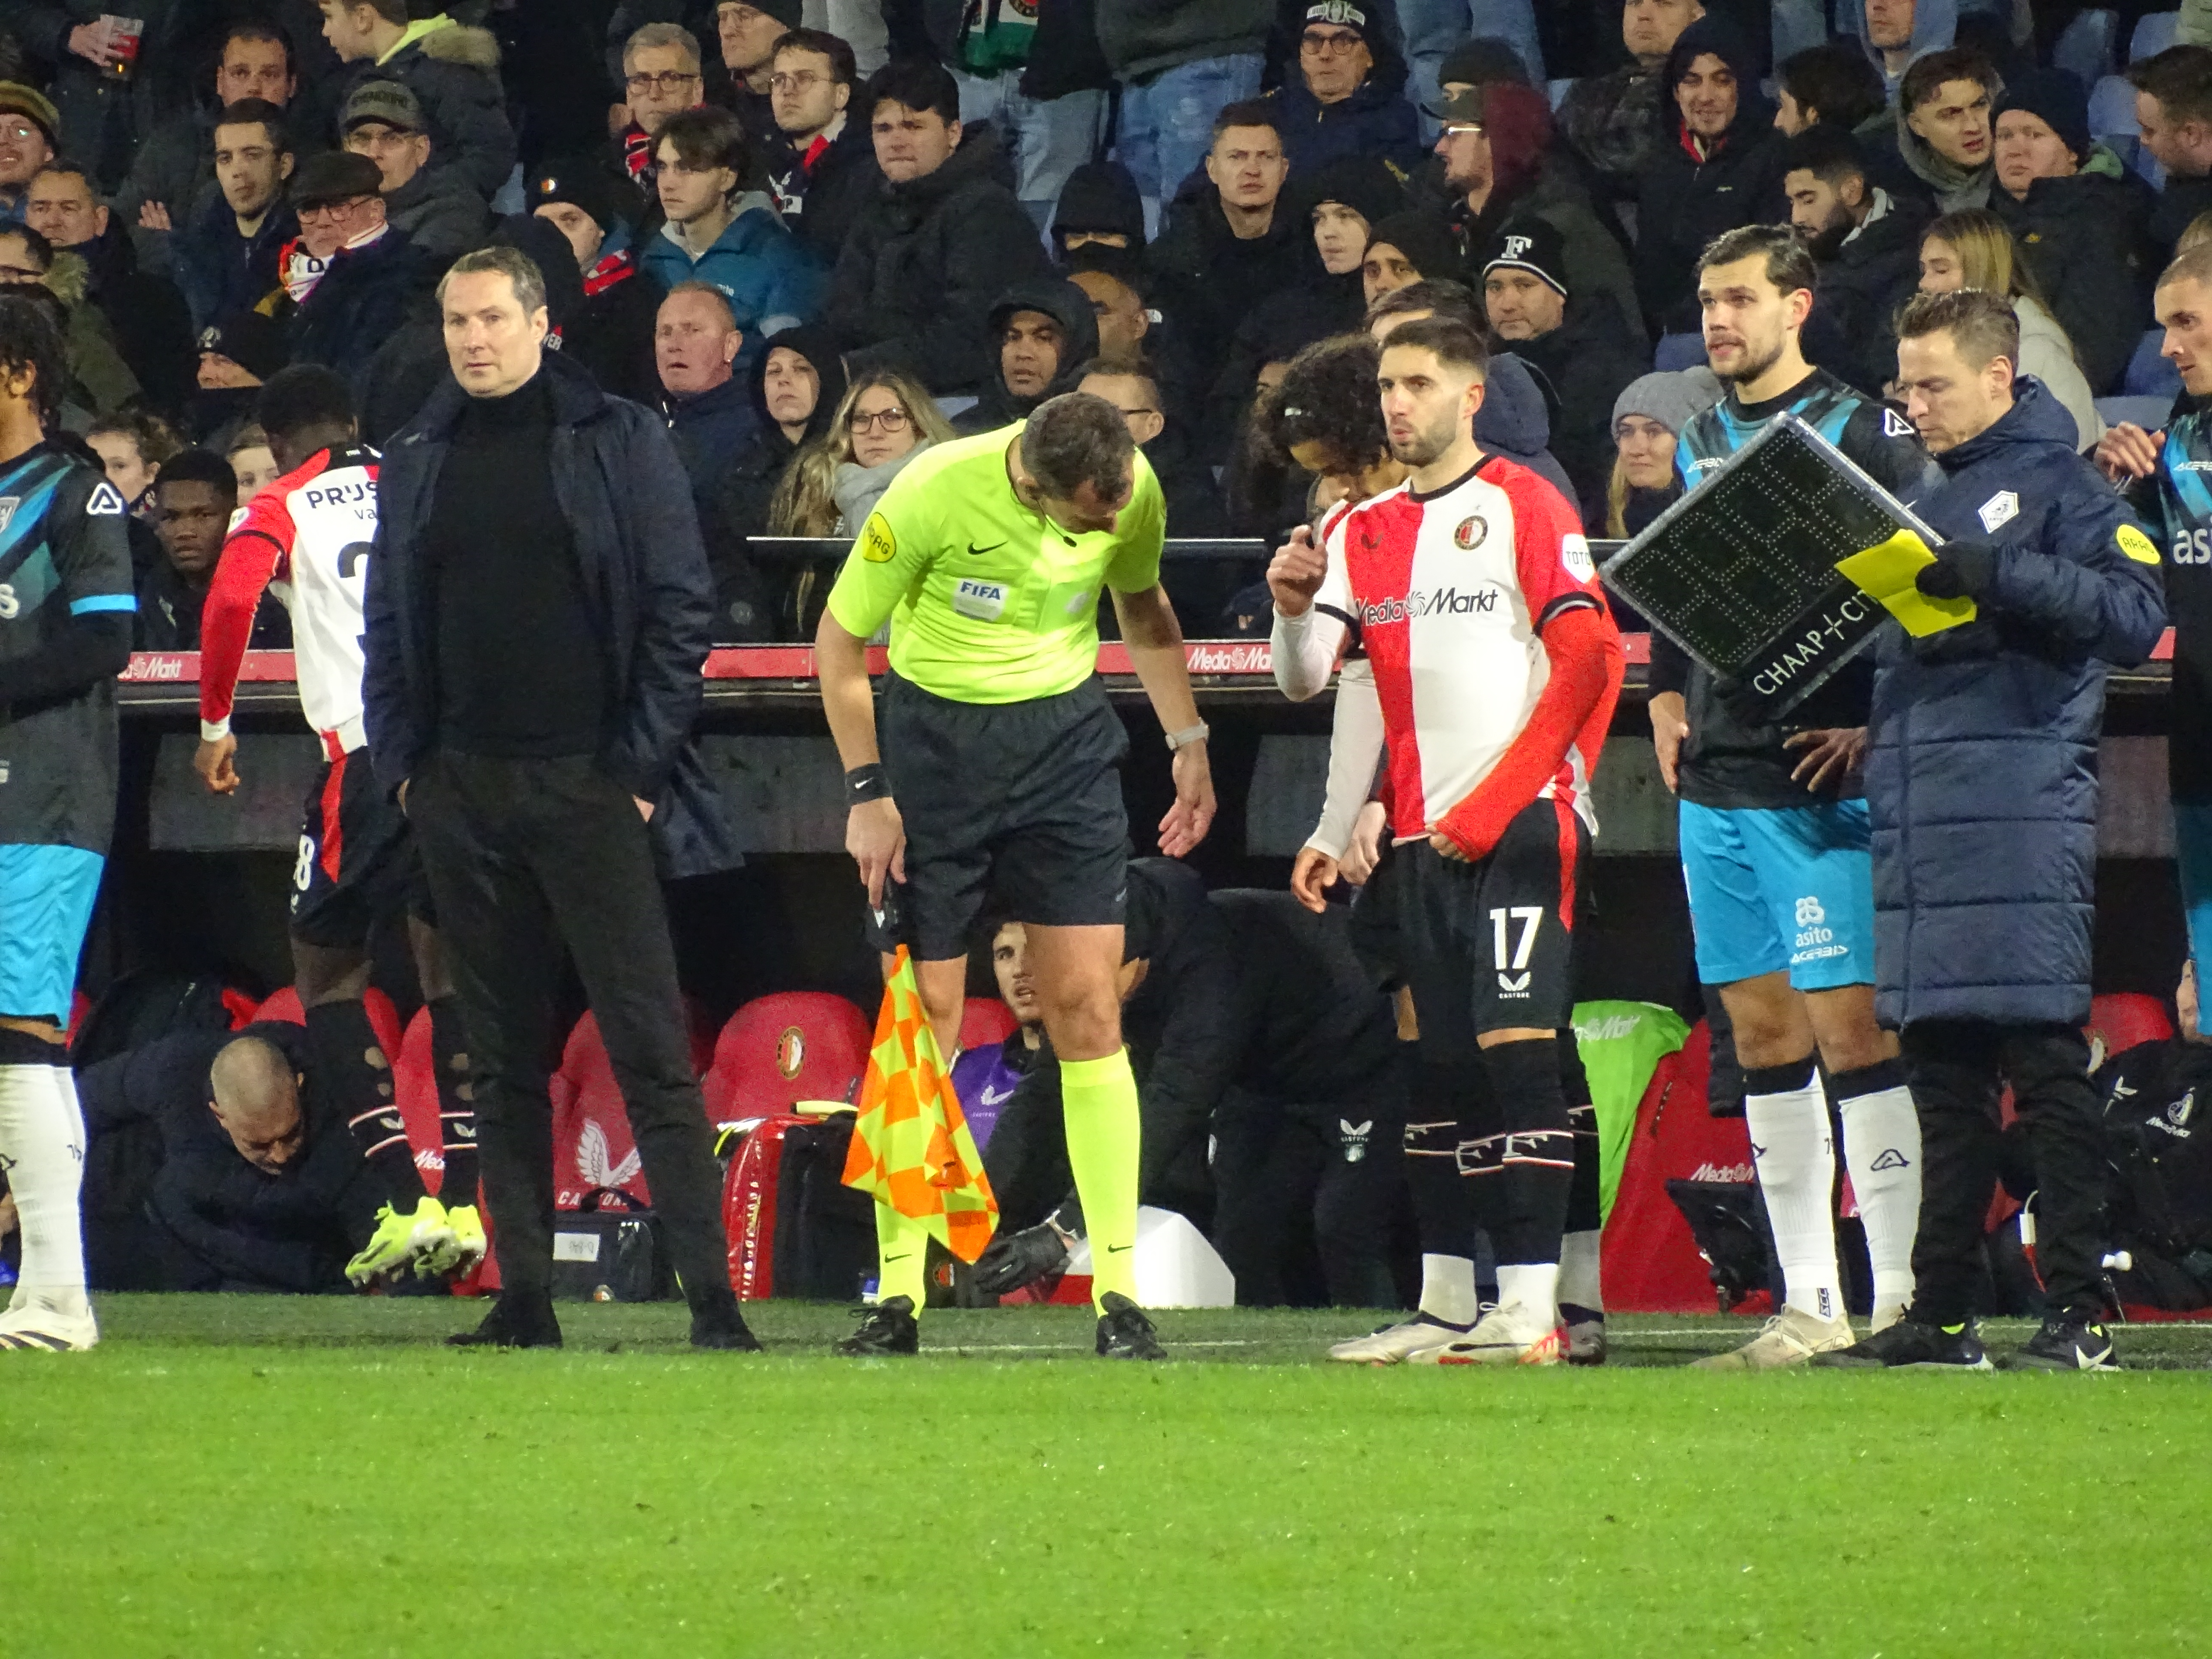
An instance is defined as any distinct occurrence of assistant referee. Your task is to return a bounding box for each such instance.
[816,391,1216,1361]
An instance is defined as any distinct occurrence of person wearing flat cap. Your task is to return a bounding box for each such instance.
[279,151,425,393]
[1481,215,1646,525]
[340,79,488,262]
[1986,67,2153,396]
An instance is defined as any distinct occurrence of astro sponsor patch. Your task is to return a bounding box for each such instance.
[2117,523,2161,565]
[858,512,896,563]
[952,576,1007,620]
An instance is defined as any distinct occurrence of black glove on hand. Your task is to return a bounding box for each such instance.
[1915,539,2000,601]
[972,1221,1071,1297]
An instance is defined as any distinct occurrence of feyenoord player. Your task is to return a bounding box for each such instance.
[816,392,1215,1360]
[1660,226,1939,1367]
[1271,315,1624,1365]
[193,366,483,1284]
[0,298,135,1352]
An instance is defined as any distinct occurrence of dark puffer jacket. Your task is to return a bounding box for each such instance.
[955,276,1103,434]
[1263,58,1423,179]
[822,122,1049,395]
[1990,153,2154,397]
[363,349,740,879]
[1870,379,2167,1029]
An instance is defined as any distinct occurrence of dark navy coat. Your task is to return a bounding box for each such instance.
[362,349,741,880]
[1870,379,2167,1028]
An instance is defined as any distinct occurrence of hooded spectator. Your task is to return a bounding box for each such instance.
[1481,217,1645,525]
[319,1,516,201]
[1987,68,2151,396]
[189,310,289,443]
[1432,81,1644,344]
[340,79,488,264]
[1263,0,1422,177]
[172,99,297,335]
[527,159,663,407]
[712,320,847,638]
[1559,0,1705,201]
[27,162,192,415]
[1146,100,1319,398]
[1774,41,1885,138]
[2131,46,2212,259]
[1917,208,2100,451]
[822,59,1047,394]
[957,277,1101,434]
[1052,159,1147,257]
[1781,124,1929,397]
[1606,366,1724,541]
[1359,207,1458,307]
[279,151,425,396]
[1891,46,1998,214]
[1298,151,1408,311]
[764,28,878,263]
[1635,14,1784,332]
[1855,0,1956,96]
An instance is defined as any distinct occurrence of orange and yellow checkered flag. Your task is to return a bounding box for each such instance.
[840,945,998,1263]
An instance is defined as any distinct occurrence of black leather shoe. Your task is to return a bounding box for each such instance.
[690,1295,763,1352]
[1095,1292,1165,1360]
[835,1295,920,1356]
[447,1292,563,1349]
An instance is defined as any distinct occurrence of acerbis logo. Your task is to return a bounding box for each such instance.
[1357,582,1502,625]
[86,481,125,515]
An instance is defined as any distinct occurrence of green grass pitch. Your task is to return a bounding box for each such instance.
[11,1297,2212,1658]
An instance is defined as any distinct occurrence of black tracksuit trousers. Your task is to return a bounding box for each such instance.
[407,751,733,1312]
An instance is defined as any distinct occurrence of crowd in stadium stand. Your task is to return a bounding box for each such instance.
[12,0,2212,1328]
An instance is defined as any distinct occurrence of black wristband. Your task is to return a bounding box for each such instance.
[845,763,891,806]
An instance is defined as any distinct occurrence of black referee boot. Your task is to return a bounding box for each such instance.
[836,1296,919,1356]
[447,1290,563,1349]
[1095,1293,1166,1361]
[2005,1310,2120,1372]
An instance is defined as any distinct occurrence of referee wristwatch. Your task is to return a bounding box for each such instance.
[1164,722,1210,752]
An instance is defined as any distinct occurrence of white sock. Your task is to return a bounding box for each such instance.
[0,1062,87,1312]
[1836,1074,1922,1320]
[1558,1229,1604,1313]
[1743,1063,1843,1324]
[1417,1253,1477,1325]
[1495,1261,1560,1332]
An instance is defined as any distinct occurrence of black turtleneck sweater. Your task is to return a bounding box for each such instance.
[426,370,607,757]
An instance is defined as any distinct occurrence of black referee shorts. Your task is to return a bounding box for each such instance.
[1384,797,1588,1059]
[879,672,1131,961]
[289,747,433,950]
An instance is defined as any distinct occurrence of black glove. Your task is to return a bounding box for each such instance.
[972,1221,1071,1297]
[1915,539,2000,601]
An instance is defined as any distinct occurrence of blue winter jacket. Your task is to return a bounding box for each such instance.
[361,350,741,879]
[1265,65,1423,178]
[1868,379,2167,1028]
[639,193,824,355]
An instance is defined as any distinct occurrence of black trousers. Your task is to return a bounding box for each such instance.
[408,752,731,1310]
[1211,1089,1404,1307]
[1901,1019,2105,1323]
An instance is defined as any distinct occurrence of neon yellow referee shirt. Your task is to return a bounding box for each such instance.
[823,422,1167,704]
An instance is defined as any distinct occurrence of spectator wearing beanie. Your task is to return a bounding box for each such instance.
[1051,160,1147,258]
[1988,68,2151,398]
[1606,366,1723,541]
[1359,206,1459,304]
[1261,0,1423,178]
[1888,46,1998,215]
[528,160,664,407]
[189,310,291,444]
[1432,81,1643,344]
[1558,0,1703,205]
[1635,14,1785,333]
[319,1,516,204]
[1481,216,1644,526]
[1401,6,1543,128]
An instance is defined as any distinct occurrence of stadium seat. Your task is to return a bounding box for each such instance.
[701,991,873,1122]
[959,996,1018,1054]
[2088,71,2140,166]
[1653,332,1705,372]
[252,986,304,1025]
[2058,9,2120,86]
[2132,11,2180,61]
[2098,394,2176,432]
[2123,329,2182,399]
[2087,991,2176,1059]
[550,1013,655,1208]
[247,985,405,1056]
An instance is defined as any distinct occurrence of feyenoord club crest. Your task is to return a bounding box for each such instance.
[776,1025,806,1079]
[1455,515,1487,550]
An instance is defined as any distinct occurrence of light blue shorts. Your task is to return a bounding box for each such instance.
[1679,799,1873,991]
[0,844,103,1027]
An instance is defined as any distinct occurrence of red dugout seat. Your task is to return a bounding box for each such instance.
[959,997,1017,1054]
[2087,992,2174,1061]
[550,1013,654,1208]
[702,992,872,1121]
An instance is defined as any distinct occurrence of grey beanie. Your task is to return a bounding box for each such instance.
[1612,367,1725,439]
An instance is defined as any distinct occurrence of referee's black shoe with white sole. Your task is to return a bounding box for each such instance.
[1095,1293,1166,1360]
[1811,1313,1991,1370]
[2005,1310,2121,1372]
[836,1295,920,1356]
[448,1290,564,1349]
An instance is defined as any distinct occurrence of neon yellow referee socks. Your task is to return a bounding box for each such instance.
[875,1202,931,1311]
[1061,1048,1141,1310]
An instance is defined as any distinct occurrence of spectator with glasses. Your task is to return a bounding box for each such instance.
[1079,353,1225,539]
[768,366,952,538]
[279,152,424,396]
[615,23,705,200]
[715,0,803,148]
[764,28,877,263]
[340,80,486,263]
[1263,1,1422,177]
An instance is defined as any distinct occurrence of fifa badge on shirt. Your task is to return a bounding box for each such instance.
[1977,491,2019,533]
[1454,515,1487,550]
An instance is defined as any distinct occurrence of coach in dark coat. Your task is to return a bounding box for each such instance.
[1857,289,2166,1357]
